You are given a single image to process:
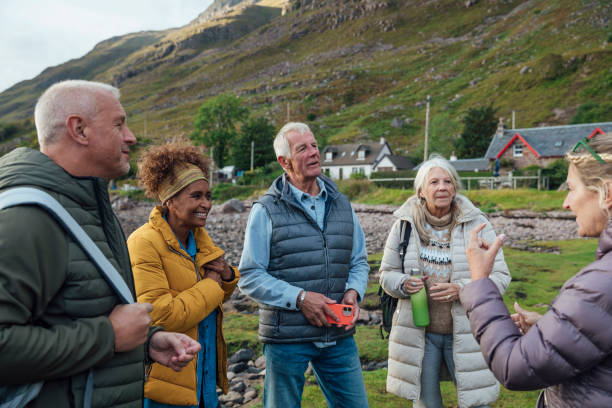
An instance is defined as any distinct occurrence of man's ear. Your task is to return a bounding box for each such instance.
[65,115,89,146]
[277,156,292,172]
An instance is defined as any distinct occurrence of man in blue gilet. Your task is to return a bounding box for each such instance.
[239,122,370,407]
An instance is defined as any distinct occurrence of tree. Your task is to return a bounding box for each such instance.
[190,94,248,168]
[454,105,497,158]
[230,116,277,170]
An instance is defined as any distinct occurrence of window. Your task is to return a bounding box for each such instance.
[352,167,359,173]
[357,150,365,160]
[325,152,333,162]
[513,144,523,157]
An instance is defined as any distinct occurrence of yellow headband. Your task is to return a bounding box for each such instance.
[158,163,208,204]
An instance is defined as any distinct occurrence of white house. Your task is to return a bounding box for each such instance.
[321,138,392,179]
[372,154,414,172]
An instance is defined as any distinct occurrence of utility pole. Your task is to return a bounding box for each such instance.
[424,95,431,162]
[209,146,214,188]
[512,110,516,129]
[286,102,290,122]
[250,140,254,171]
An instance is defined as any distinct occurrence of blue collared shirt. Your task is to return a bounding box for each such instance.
[238,177,369,311]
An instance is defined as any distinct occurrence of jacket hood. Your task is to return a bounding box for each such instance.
[0,147,101,207]
[265,173,340,202]
[393,193,483,224]
[596,218,612,260]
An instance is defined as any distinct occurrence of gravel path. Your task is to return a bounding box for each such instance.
[113,197,580,267]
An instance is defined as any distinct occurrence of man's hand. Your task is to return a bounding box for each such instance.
[466,223,504,281]
[300,291,336,327]
[204,256,233,281]
[341,289,360,331]
[109,303,153,352]
[149,332,201,372]
[511,302,542,335]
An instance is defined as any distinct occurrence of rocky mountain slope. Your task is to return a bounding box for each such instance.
[1,0,610,161]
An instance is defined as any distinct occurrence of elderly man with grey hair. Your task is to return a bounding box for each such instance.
[0,80,200,408]
[238,122,370,407]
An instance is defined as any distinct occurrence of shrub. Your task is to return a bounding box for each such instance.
[337,179,378,201]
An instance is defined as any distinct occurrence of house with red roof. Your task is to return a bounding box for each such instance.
[484,121,612,168]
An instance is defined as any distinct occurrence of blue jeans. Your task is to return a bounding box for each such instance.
[421,333,489,408]
[263,337,369,408]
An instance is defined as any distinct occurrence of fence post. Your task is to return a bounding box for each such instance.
[537,169,541,190]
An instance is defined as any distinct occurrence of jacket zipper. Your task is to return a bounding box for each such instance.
[167,245,200,281]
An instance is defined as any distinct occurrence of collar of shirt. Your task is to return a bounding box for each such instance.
[287,177,327,230]
[162,214,197,258]
[287,177,327,203]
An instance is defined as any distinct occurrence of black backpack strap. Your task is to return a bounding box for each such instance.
[398,220,412,274]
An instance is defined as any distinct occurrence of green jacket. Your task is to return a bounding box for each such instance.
[0,148,145,408]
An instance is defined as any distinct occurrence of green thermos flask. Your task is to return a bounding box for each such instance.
[410,268,430,327]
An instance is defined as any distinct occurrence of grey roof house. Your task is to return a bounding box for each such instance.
[484,122,612,168]
[321,138,392,179]
[373,154,415,172]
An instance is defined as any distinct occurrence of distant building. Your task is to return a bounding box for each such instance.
[484,121,612,168]
[413,157,490,172]
[321,138,392,179]
[372,154,414,172]
[218,165,237,180]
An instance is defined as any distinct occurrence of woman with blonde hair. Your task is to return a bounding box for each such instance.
[379,154,511,407]
[462,132,612,407]
[128,141,239,408]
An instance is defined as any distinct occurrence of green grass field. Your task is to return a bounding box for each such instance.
[211,182,570,213]
[227,238,598,407]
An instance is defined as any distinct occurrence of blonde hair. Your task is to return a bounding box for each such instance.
[413,154,462,243]
[566,132,612,217]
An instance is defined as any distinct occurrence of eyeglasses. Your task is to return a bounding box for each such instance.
[572,133,605,164]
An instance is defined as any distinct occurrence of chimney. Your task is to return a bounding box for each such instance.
[450,151,457,161]
[496,118,506,136]
[379,137,386,145]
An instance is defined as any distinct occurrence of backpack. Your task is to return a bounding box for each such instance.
[378,220,411,339]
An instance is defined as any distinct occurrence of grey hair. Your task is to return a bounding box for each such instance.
[35,80,120,148]
[412,154,463,243]
[273,122,312,158]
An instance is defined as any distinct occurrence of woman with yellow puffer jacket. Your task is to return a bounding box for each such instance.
[128,141,239,408]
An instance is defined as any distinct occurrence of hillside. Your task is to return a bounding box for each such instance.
[1,0,610,162]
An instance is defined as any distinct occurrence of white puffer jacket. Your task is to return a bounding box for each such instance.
[379,194,511,408]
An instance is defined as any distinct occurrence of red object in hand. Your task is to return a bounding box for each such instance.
[325,303,354,325]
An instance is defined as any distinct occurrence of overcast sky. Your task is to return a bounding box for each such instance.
[0,0,214,92]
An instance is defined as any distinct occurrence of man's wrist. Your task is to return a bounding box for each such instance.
[296,290,307,310]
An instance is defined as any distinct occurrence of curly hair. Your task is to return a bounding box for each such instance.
[138,141,210,201]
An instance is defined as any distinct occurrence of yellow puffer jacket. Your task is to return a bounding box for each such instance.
[127,206,239,406]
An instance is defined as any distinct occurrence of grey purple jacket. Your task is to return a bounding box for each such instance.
[461,219,612,408]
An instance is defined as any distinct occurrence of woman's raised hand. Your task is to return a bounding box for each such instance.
[466,223,505,281]
[511,302,542,334]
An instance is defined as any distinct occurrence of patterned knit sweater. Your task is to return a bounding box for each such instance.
[421,210,453,334]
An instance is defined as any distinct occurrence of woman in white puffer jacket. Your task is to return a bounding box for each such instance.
[379,155,511,408]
